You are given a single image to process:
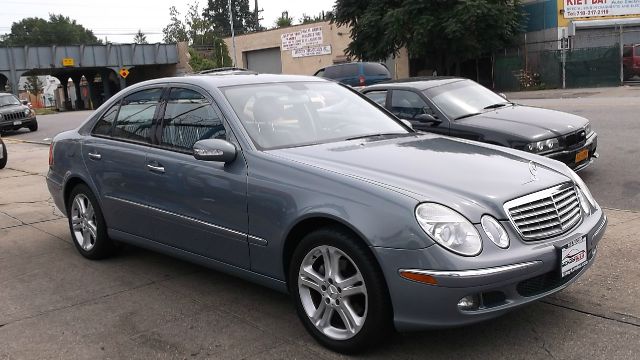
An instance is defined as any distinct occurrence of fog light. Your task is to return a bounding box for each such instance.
[457,295,479,311]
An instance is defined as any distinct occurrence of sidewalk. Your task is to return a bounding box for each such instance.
[505,84,640,100]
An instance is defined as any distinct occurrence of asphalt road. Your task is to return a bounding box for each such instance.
[2,93,638,211]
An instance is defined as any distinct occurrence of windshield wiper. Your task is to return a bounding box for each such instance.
[483,103,510,110]
[346,133,408,141]
[454,112,482,120]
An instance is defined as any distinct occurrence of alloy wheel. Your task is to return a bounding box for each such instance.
[70,194,98,251]
[298,245,368,340]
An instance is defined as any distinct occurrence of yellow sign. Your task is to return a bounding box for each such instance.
[62,58,74,67]
[119,68,130,79]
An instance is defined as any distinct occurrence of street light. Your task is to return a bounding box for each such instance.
[228,0,237,66]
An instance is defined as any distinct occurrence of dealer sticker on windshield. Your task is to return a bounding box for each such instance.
[560,236,587,278]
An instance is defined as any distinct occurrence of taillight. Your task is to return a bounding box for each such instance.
[48,142,54,166]
[359,75,365,87]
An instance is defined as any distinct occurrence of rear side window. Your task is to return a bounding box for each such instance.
[92,103,119,136]
[324,63,358,78]
[112,88,162,143]
[363,63,390,76]
[364,90,388,106]
[624,47,632,57]
[160,88,227,152]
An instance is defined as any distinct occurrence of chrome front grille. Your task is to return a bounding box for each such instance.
[505,183,582,240]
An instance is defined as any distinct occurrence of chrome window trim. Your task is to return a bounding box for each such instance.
[106,196,267,245]
[399,261,542,279]
[503,182,583,241]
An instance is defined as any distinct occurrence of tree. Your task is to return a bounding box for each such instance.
[275,11,294,28]
[202,0,260,37]
[162,3,232,72]
[0,14,100,46]
[133,29,148,44]
[162,6,189,43]
[24,75,44,106]
[333,0,525,75]
[300,11,333,24]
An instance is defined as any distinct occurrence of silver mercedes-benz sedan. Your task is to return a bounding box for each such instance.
[46,74,607,353]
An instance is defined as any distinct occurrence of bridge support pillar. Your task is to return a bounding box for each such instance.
[85,74,99,109]
[61,81,72,111]
[71,76,84,110]
[101,70,112,101]
[0,76,7,92]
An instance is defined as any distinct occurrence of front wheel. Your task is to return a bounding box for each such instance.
[67,184,117,259]
[289,227,392,353]
[28,121,38,132]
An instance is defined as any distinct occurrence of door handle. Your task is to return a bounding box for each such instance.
[147,163,165,174]
[88,152,101,160]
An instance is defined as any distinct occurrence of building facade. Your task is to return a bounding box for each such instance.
[223,21,410,79]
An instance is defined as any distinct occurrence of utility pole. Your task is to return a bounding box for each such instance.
[228,0,237,66]
[561,28,567,89]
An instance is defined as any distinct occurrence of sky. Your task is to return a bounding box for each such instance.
[0,0,336,43]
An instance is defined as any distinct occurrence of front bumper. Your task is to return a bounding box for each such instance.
[546,132,597,172]
[374,208,607,331]
[0,116,37,131]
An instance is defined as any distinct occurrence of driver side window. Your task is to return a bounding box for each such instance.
[391,90,433,120]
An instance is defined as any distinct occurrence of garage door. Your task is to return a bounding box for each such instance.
[245,48,282,74]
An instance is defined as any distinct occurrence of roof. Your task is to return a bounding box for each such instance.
[129,74,328,90]
[365,77,467,91]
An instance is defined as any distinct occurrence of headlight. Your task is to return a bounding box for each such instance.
[481,215,509,248]
[566,168,597,212]
[415,203,482,256]
[24,109,31,116]
[585,123,591,135]
[525,138,560,154]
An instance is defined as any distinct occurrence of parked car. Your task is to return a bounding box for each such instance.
[314,62,391,87]
[362,77,598,171]
[0,136,6,169]
[47,74,606,353]
[623,44,640,80]
[196,67,258,76]
[0,93,38,132]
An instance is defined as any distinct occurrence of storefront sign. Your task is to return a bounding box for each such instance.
[281,26,323,50]
[564,0,640,18]
[292,45,332,58]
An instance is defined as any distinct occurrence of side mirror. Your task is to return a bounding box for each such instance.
[498,93,507,100]
[193,139,237,163]
[415,113,441,125]
[21,99,29,105]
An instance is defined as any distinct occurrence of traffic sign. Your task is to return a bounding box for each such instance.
[119,68,130,78]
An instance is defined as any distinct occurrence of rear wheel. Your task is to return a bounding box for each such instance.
[67,184,117,259]
[289,227,392,353]
[0,139,7,169]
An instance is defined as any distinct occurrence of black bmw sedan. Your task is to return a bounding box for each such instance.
[362,78,597,171]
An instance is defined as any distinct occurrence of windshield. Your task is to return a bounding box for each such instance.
[0,94,21,107]
[222,82,408,149]
[423,80,510,119]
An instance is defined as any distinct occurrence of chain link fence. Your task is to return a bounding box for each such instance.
[494,27,640,91]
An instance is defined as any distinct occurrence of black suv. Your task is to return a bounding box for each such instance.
[0,93,38,133]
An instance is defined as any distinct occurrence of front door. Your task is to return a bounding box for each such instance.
[144,86,250,269]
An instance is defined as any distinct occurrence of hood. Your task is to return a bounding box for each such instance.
[269,134,571,221]
[458,105,589,140]
[0,104,29,115]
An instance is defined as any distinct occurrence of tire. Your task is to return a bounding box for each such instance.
[289,227,392,353]
[66,184,117,259]
[28,120,38,132]
[0,140,7,169]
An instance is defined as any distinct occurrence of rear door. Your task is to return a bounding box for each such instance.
[144,86,250,268]
[82,87,163,239]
